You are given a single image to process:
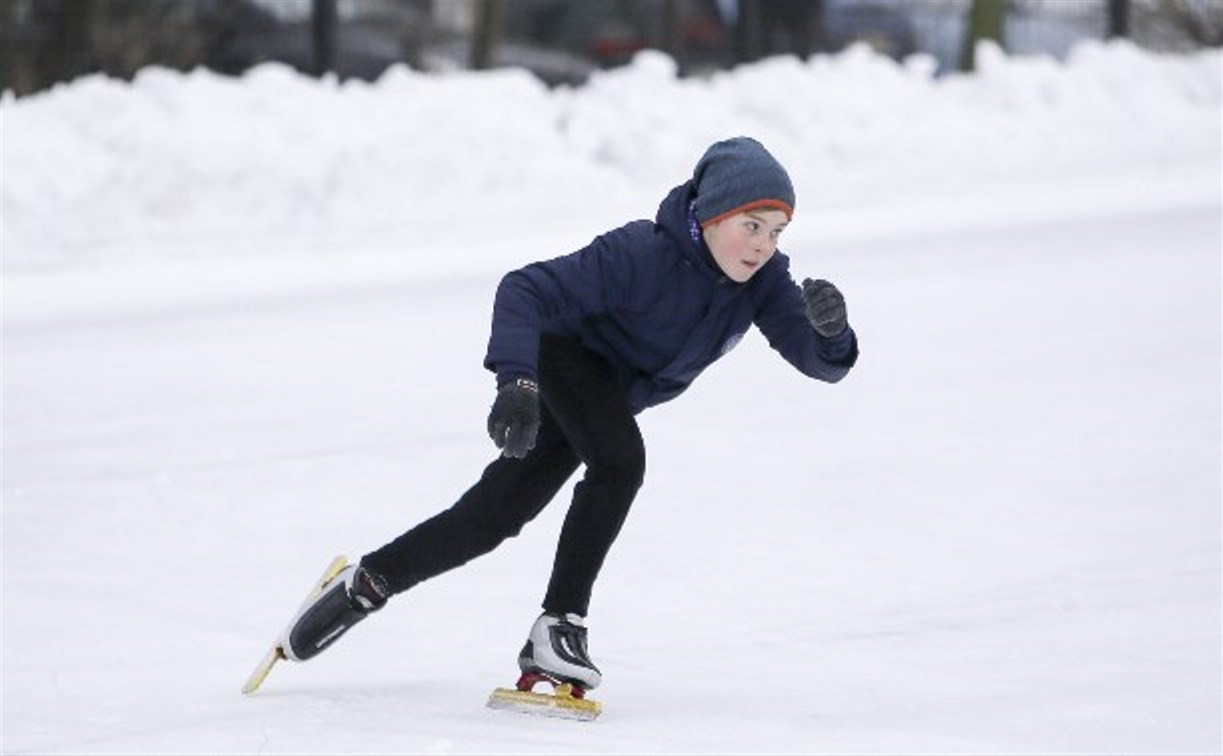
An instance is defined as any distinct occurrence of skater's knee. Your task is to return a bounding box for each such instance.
[586,435,645,491]
[494,513,532,540]
[452,489,547,544]
[469,505,537,544]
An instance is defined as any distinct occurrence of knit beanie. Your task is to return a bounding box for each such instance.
[692,137,795,227]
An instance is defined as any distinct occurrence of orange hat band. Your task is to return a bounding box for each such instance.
[700,199,794,228]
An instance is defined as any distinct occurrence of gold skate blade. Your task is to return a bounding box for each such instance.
[487,687,601,721]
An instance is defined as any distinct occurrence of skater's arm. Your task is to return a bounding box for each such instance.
[753,259,858,383]
[484,222,648,384]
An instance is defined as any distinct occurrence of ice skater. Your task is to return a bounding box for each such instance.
[260,136,859,708]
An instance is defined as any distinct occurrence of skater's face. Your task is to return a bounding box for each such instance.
[702,208,789,283]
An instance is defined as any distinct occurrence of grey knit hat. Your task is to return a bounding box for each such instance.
[692,136,795,227]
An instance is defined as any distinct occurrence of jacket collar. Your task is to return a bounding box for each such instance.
[656,181,728,283]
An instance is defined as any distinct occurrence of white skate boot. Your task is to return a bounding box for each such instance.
[518,613,602,690]
[487,613,603,721]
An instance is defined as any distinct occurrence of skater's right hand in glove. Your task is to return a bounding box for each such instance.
[488,378,541,459]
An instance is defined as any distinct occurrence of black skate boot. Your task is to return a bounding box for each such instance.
[280,563,390,662]
[517,612,602,691]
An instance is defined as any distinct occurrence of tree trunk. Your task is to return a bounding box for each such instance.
[312,0,338,77]
[470,0,502,71]
[40,0,97,85]
[1107,0,1130,39]
[658,0,685,72]
[735,0,766,64]
[960,0,1007,72]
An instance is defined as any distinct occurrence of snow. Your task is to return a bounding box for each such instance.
[3,41,1221,753]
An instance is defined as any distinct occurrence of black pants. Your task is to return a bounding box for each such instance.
[361,335,646,617]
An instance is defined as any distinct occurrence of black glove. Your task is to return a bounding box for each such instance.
[487,378,541,459]
[802,278,848,338]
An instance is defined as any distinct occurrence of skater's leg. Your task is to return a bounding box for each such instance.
[279,391,578,664]
[535,336,645,618]
[361,409,580,594]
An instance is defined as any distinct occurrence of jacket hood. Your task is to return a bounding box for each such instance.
[655,181,724,281]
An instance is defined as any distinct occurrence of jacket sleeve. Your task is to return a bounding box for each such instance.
[753,260,859,383]
[484,222,648,384]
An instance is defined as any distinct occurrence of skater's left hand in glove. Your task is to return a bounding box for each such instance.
[802,278,848,338]
[488,378,541,459]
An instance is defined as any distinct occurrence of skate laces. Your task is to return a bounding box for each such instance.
[545,614,594,667]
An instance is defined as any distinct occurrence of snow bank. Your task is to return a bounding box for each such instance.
[1,41,1219,271]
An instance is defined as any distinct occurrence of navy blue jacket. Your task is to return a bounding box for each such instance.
[485,181,858,413]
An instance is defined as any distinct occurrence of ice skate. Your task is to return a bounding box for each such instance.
[280,562,390,662]
[487,613,603,721]
[241,556,390,694]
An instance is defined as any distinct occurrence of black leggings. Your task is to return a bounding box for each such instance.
[361,335,646,617]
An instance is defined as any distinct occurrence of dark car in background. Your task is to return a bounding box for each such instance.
[497,0,918,77]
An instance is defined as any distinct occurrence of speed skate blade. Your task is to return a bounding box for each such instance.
[241,644,286,695]
[487,687,602,722]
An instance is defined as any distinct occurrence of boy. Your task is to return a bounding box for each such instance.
[276,136,858,696]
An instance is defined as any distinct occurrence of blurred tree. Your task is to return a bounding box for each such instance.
[1163,0,1222,45]
[763,0,823,59]
[197,0,261,77]
[38,0,96,87]
[961,0,1008,71]
[728,0,824,64]
[734,0,766,63]
[2,0,1217,98]
[646,0,686,70]
[0,0,218,94]
[471,0,503,70]
[1124,0,1221,50]
[1108,0,1131,38]
[311,0,337,75]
